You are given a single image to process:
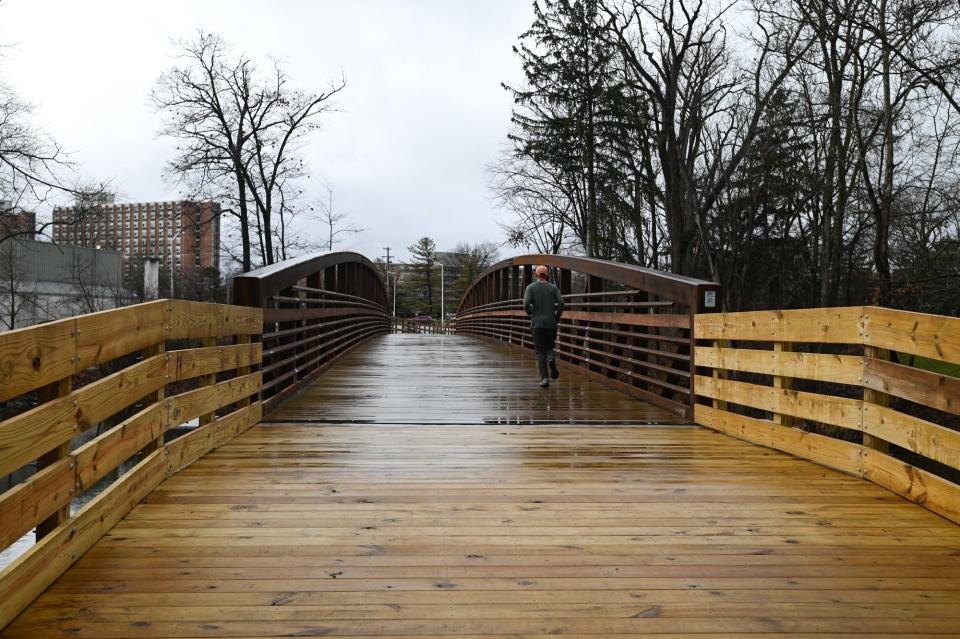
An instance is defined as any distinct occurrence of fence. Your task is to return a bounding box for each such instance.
[0,299,262,628]
[694,306,960,524]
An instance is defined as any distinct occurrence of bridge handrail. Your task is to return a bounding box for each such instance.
[454,254,721,417]
[0,299,263,629]
[232,251,390,412]
[694,305,960,524]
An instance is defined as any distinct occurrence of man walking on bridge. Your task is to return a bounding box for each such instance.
[523,265,564,388]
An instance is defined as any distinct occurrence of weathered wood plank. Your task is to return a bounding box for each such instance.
[73,402,168,492]
[863,355,960,416]
[863,306,960,363]
[695,346,863,386]
[0,355,167,478]
[862,448,960,524]
[74,301,168,370]
[0,317,77,403]
[694,376,863,431]
[694,307,865,343]
[862,403,960,471]
[694,404,863,476]
[168,373,261,428]
[0,457,74,552]
[0,448,169,631]
[171,342,262,382]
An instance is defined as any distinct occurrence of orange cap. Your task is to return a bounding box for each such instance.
[535,265,548,277]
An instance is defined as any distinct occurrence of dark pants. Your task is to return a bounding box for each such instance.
[532,327,557,379]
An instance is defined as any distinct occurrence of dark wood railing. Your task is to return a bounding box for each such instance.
[232,251,390,412]
[454,255,721,417]
[394,318,454,334]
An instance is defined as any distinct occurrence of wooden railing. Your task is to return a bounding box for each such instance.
[455,255,721,417]
[694,306,960,524]
[0,299,262,629]
[232,251,390,412]
[395,318,454,334]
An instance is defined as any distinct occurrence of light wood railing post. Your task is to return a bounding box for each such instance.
[35,377,73,540]
[773,341,793,427]
[199,337,218,426]
[139,341,167,455]
[235,334,252,408]
[711,340,727,411]
[862,345,891,453]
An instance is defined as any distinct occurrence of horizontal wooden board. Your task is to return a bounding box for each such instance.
[74,301,168,370]
[0,318,78,403]
[168,301,262,339]
[0,457,73,552]
[0,300,262,403]
[862,404,960,471]
[0,402,264,631]
[694,405,863,476]
[862,448,960,524]
[694,376,863,431]
[695,347,863,385]
[694,307,864,343]
[73,402,168,492]
[863,356,960,416]
[165,403,262,475]
[169,372,261,428]
[864,306,960,364]
[0,355,167,478]
[170,342,262,382]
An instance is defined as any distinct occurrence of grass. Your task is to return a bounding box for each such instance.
[896,353,960,377]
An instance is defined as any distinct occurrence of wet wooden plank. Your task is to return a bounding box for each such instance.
[269,334,685,425]
[5,418,960,637]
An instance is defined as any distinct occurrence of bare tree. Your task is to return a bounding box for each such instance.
[603,0,811,277]
[154,31,344,271]
[314,182,362,251]
[0,239,39,329]
[489,150,572,255]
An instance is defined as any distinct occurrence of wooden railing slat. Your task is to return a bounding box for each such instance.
[0,457,74,551]
[695,346,864,386]
[0,355,168,478]
[694,307,865,343]
[863,356,960,416]
[863,306,960,363]
[694,305,960,525]
[694,376,864,432]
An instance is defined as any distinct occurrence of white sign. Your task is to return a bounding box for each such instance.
[704,291,716,308]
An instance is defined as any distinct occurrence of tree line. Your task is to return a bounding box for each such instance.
[379,238,499,320]
[494,0,960,314]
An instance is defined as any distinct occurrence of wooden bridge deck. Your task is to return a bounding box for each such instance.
[3,334,960,637]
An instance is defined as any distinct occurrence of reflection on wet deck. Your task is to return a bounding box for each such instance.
[268,333,686,425]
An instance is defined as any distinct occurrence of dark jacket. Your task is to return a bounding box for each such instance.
[523,281,564,328]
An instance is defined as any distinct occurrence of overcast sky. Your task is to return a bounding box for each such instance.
[0,0,531,262]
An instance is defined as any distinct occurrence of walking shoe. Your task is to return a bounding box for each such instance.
[549,358,559,380]
[539,378,550,388]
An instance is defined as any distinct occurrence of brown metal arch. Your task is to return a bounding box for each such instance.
[456,254,719,313]
[232,251,387,308]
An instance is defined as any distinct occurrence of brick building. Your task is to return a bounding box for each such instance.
[0,200,36,241]
[51,198,220,276]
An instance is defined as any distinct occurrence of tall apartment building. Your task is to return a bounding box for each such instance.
[52,198,220,276]
[0,200,36,241]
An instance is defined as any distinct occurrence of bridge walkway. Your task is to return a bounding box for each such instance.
[3,334,959,637]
